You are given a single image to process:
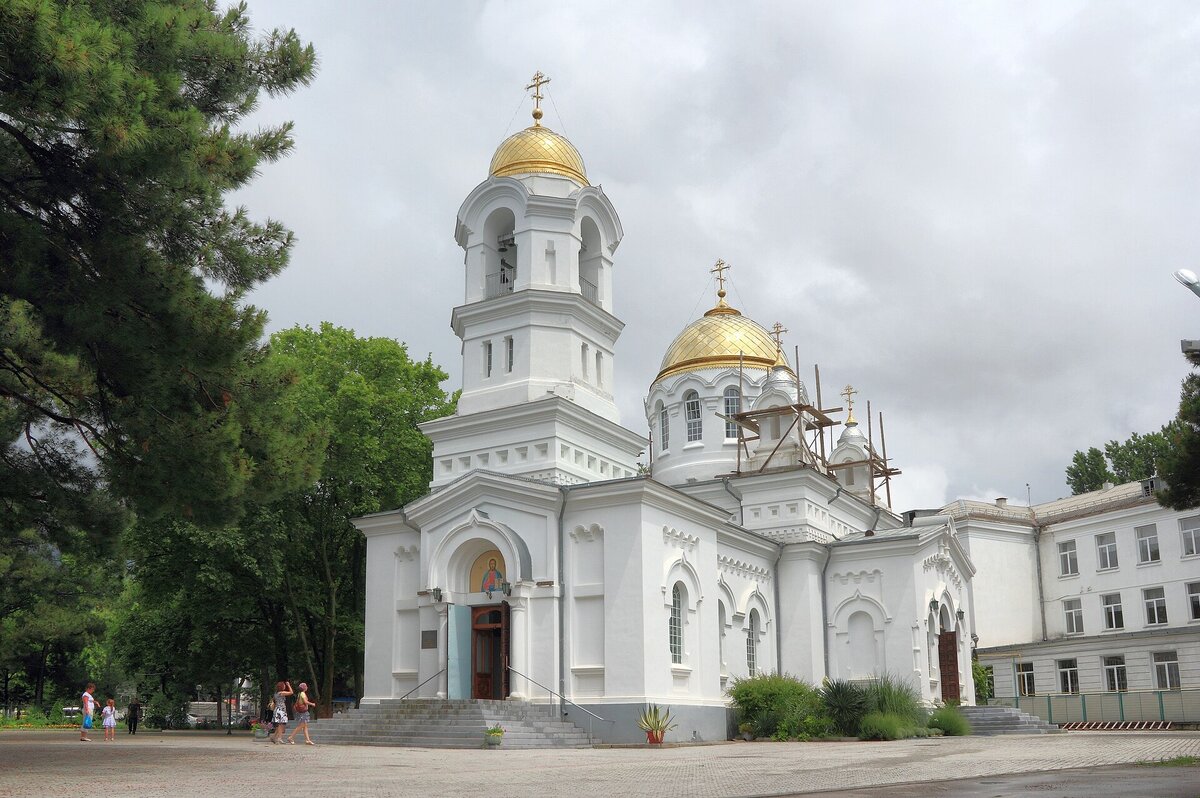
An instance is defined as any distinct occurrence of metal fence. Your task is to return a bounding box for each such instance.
[992,688,1200,723]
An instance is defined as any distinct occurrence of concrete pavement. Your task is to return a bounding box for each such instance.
[1,729,1197,797]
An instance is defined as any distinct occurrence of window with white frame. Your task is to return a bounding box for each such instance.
[1057,658,1080,694]
[1187,581,1200,622]
[1136,524,1160,564]
[723,386,741,440]
[1096,532,1118,570]
[718,602,727,672]
[684,391,702,442]
[595,351,602,388]
[746,609,760,677]
[1181,515,1200,557]
[1144,587,1168,625]
[1102,593,1124,630]
[1103,656,1127,692]
[1058,540,1078,576]
[669,582,684,664]
[483,341,493,378]
[504,336,514,373]
[1153,651,1180,690]
[1063,598,1084,634]
[657,402,669,452]
[580,343,589,380]
[1016,662,1035,696]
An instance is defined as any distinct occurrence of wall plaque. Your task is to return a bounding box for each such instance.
[421,630,438,650]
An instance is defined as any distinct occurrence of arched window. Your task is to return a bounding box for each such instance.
[842,457,855,486]
[657,401,669,452]
[723,387,741,439]
[669,583,685,664]
[718,602,727,672]
[684,391,702,442]
[746,609,760,676]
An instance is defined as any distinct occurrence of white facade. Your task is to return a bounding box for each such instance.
[954,480,1200,717]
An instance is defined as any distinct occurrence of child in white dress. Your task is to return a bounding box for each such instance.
[102,698,117,741]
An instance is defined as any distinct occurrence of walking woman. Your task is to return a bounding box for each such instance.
[286,682,315,745]
[270,680,292,744]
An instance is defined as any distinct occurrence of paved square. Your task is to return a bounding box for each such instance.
[1,729,1198,797]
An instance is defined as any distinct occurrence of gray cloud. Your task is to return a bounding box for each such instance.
[234,1,1200,509]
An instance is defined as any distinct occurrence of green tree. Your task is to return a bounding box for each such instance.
[0,0,317,539]
[1157,373,1200,510]
[264,324,455,715]
[1065,447,1113,494]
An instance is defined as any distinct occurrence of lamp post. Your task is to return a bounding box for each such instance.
[1174,270,1200,365]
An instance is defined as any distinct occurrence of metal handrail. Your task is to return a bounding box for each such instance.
[506,664,605,722]
[398,668,445,701]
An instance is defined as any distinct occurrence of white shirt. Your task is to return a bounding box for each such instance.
[82,692,95,714]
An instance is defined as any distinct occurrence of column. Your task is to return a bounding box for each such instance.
[508,595,529,700]
[436,601,448,699]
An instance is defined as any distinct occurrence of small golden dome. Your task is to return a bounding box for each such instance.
[655,298,785,382]
[489,123,588,184]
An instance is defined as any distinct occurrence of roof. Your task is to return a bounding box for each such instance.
[939,480,1160,527]
[489,123,588,184]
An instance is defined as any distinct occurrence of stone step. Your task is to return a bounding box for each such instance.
[958,705,1060,736]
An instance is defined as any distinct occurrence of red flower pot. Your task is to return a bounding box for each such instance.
[646,729,664,745]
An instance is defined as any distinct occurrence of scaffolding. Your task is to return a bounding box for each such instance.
[721,360,902,510]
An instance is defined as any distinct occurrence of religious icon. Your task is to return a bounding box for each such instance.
[480,558,503,592]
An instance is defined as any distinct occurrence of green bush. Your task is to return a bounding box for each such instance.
[863,674,926,726]
[728,673,822,739]
[928,705,971,736]
[819,679,868,736]
[859,711,907,741]
[972,660,992,703]
[48,703,65,725]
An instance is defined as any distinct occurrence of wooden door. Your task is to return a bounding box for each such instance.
[471,605,510,700]
[938,630,960,703]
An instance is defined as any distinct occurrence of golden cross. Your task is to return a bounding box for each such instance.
[841,384,857,417]
[710,259,729,295]
[770,322,788,349]
[526,71,551,112]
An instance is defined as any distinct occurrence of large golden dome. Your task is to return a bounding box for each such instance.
[655,296,786,382]
[490,122,588,184]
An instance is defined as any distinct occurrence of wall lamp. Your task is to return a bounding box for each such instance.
[431,587,443,603]
[928,599,939,615]
[956,608,965,622]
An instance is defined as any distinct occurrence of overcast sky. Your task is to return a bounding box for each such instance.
[232,1,1200,511]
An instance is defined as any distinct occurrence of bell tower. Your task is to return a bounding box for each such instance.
[422,74,645,488]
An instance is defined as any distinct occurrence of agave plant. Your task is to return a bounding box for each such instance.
[819,678,868,736]
[636,703,678,736]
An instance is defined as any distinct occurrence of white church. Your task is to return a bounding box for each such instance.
[355,77,981,743]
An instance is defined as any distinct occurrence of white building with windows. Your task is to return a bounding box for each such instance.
[355,84,980,743]
[951,479,1200,721]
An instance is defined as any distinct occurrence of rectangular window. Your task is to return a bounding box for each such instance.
[1063,598,1084,635]
[1016,662,1036,696]
[580,343,589,379]
[1136,524,1160,564]
[1153,651,1181,690]
[1057,659,1079,694]
[659,405,670,452]
[685,393,702,442]
[1187,582,1200,622]
[1096,532,1118,570]
[1103,656,1127,692]
[595,351,602,388]
[1102,593,1124,630]
[505,336,514,373]
[723,389,741,440]
[483,341,493,378]
[1181,515,1200,557]
[1144,587,1168,625]
[1058,540,1078,576]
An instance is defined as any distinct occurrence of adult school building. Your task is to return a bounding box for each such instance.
[352,81,1197,742]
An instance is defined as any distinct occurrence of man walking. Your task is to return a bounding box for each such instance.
[127,696,140,734]
[80,683,97,742]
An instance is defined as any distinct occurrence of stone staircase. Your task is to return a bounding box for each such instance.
[309,698,594,749]
[959,704,1064,735]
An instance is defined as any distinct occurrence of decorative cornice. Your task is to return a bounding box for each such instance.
[718,555,771,583]
[570,523,604,543]
[922,540,963,590]
[663,525,700,551]
[394,544,419,561]
[830,568,882,585]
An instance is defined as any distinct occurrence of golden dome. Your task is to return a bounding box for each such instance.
[490,122,588,184]
[655,296,787,382]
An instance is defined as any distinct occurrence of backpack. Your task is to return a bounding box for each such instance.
[295,694,308,713]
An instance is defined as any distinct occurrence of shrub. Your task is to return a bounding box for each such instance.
[728,673,821,739]
[972,660,993,703]
[819,679,868,736]
[859,711,907,741]
[48,703,65,725]
[863,674,926,726]
[928,705,971,736]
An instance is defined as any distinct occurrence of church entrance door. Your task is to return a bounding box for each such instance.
[938,630,960,703]
[471,604,509,700]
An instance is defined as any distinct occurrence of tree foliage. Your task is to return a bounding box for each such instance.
[1065,427,1174,494]
[1157,373,1200,510]
[0,0,318,539]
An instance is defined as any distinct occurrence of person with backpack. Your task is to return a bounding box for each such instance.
[286,682,315,745]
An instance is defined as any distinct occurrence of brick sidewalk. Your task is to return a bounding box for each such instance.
[1,729,1198,797]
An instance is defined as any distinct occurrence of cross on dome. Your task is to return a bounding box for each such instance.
[841,384,858,424]
[526,70,551,125]
[769,322,788,351]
